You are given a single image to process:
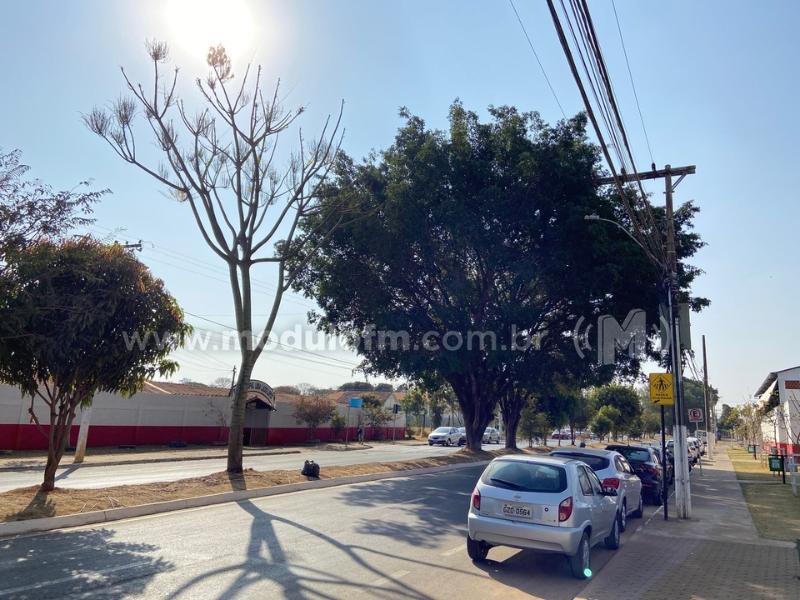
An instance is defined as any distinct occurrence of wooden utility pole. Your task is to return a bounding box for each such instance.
[702,335,712,458]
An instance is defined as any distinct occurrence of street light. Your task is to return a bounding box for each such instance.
[584,212,691,520]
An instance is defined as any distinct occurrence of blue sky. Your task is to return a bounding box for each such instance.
[2,1,798,404]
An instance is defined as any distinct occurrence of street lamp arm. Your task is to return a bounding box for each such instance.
[584,214,651,256]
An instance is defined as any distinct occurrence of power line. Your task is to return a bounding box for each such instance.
[508,0,567,119]
[611,0,655,166]
[183,310,361,369]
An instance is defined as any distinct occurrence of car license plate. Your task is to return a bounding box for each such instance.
[501,502,533,520]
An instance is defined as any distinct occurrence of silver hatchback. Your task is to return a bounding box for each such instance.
[467,455,620,579]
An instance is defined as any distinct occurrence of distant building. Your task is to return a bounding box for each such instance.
[0,381,405,450]
[754,365,800,455]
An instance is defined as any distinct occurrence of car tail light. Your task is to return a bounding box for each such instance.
[559,496,573,522]
[471,488,481,511]
[602,477,620,489]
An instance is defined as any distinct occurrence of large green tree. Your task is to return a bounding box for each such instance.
[290,103,704,450]
[591,385,642,439]
[0,239,189,490]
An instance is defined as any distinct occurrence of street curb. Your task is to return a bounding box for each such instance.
[0,460,490,538]
[0,449,302,472]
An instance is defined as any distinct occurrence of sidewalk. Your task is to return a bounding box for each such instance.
[578,446,799,600]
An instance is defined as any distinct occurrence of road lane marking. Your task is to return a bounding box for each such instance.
[440,544,464,556]
[370,569,410,587]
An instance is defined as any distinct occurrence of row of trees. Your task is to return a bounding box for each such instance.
[291,393,394,441]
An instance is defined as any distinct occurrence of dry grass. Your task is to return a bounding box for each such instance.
[1,449,494,523]
[728,446,800,542]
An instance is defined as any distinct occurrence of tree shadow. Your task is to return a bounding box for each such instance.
[0,527,172,599]
[9,489,56,520]
[55,463,81,482]
[165,492,486,600]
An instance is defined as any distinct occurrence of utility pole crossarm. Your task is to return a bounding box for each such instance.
[595,165,696,185]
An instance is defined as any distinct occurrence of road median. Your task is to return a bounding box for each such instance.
[0,450,494,538]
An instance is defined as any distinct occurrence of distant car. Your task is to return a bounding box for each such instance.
[483,427,501,444]
[428,427,461,446]
[644,444,674,485]
[606,444,664,505]
[457,427,466,446]
[549,448,643,532]
[667,439,695,470]
[467,455,621,579]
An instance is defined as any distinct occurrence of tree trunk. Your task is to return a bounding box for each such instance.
[41,400,78,492]
[504,408,520,450]
[227,356,255,473]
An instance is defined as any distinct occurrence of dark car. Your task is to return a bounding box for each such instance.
[647,444,674,485]
[606,444,663,505]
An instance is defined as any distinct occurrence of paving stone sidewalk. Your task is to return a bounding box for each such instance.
[577,446,799,600]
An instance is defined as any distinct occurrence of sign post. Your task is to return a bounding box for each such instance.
[345,397,363,447]
[650,373,674,520]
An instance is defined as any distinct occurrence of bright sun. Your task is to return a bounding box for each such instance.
[165,0,255,62]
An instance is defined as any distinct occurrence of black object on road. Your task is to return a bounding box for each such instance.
[302,460,320,478]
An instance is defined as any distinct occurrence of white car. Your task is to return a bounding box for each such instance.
[550,448,643,532]
[467,455,620,579]
[482,427,501,444]
[428,426,461,446]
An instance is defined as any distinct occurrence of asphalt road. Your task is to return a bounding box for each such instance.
[0,464,663,600]
[0,443,500,492]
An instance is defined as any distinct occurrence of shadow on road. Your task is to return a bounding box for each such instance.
[0,528,172,599]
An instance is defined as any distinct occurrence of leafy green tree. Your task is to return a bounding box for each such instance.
[292,395,337,440]
[330,412,346,440]
[717,404,740,434]
[400,387,426,430]
[518,400,544,448]
[642,411,661,438]
[291,103,706,450]
[374,383,394,392]
[591,385,642,439]
[591,408,618,442]
[339,382,374,391]
[0,149,106,262]
[0,239,189,490]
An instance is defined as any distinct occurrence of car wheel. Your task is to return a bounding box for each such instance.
[428,442,433,446]
[604,516,620,550]
[619,500,627,532]
[569,532,591,579]
[630,494,643,518]
[466,535,489,562]
[445,439,451,447]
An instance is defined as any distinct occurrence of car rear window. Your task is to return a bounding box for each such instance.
[612,447,651,462]
[551,453,609,471]
[481,460,567,493]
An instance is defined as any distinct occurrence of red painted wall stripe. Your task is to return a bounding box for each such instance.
[0,424,407,451]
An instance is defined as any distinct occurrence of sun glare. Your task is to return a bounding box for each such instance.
[165,0,255,62]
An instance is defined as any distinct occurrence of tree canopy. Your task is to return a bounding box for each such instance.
[0,239,189,489]
[291,102,706,450]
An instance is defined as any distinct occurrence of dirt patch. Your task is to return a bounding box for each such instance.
[1,450,493,523]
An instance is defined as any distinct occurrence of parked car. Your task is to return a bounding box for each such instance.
[688,437,704,458]
[457,427,466,446]
[467,455,621,579]
[428,426,461,446]
[549,448,643,532]
[645,444,674,485]
[606,444,664,505]
[483,427,501,444]
[667,439,695,470]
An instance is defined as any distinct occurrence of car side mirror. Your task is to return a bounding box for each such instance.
[602,487,618,497]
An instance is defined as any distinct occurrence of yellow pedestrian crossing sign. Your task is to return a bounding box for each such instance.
[649,373,674,406]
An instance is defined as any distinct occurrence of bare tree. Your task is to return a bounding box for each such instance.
[85,42,349,472]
